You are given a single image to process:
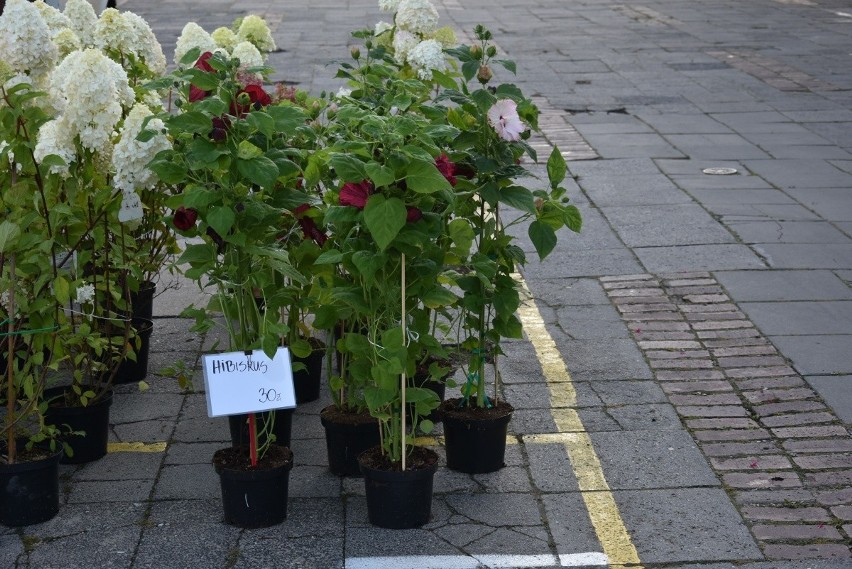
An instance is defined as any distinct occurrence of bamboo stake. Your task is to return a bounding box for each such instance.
[401,253,406,472]
[6,256,16,464]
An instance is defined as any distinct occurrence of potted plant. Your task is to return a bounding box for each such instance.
[149,35,306,526]
[0,37,67,523]
[431,26,581,473]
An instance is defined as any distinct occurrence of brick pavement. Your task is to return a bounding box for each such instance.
[604,272,852,560]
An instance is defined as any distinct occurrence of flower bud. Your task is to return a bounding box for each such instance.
[351,46,361,60]
[486,45,497,57]
[236,91,251,106]
[470,45,483,60]
[477,65,493,84]
[534,197,544,211]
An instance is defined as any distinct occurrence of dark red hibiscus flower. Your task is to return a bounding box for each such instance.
[189,52,215,102]
[293,204,328,245]
[209,116,230,141]
[173,206,198,231]
[230,83,272,117]
[339,180,374,209]
[406,207,423,223]
[435,153,457,187]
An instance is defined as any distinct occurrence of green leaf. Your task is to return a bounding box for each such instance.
[186,68,218,90]
[498,185,536,214]
[0,220,20,253]
[421,286,458,309]
[53,275,70,304]
[267,105,309,134]
[288,338,312,359]
[237,156,279,189]
[448,218,474,258]
[237,140,263,160]
[547,146,567,188]
[329,153,367,182]
[149,158,187,184]
[528,220,557,260]
[178,243,216,265]
[206,206,235,237]
[183,185,219,209]
[246,111,275,138]
[564,205,582,233]
[494,59,517,74]
[462,60,479,82]
[364,195,406,251]
[351,250,384,284]
[179,46,202,67]
[314,249,345,265]
[365,162,395,188]
[168,111,212,135]
[405,158,452,194]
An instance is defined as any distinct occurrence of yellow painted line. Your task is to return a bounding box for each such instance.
[515,274,643,568]
[107,442,168,453]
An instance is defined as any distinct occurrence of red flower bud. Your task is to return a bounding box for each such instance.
[230,83,272,116]
[293,204,328,245]
[173,207,198,231]
[406,207,423,223]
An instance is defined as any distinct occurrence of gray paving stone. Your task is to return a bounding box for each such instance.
[153,463,220,500]
[730,221,852,244]
[524,278,612,307]
[0,534,23,568]
[615,488,763,563]
[746,159,852,189]
[553,338,654,382]
[110,392,184,424]
[740,301,852,335]
[715,269,852,301]
[603,204,735,247]
[590,380,669,405]
[520,248,645,279]
[133,500,241,569]
[806,375,852,424]
[784,187,852,222]
[70,451,162,481]
[67,479,155,504]
[608,403,684,431]
[771,335,852,375]
[589,430,718,490]
[27,527,140,569]
[344,524,463,557]
[635,244,766,273]
[288,465,341,498]
[234,535,344,569]
[112,420,176,444]
[163,442,223,465]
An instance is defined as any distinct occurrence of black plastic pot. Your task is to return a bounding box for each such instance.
[228,409,294,449]
[114,318,154,384]
[320,405,380,477]
[44,387,113,464]
[213,445,293,528]
[440,399,514,474]
[358,446,439,529]
[292,343,325,404]
[130,281,156,321]
[0,442,63,527]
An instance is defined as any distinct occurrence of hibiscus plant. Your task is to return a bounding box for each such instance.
[437,25,582,410]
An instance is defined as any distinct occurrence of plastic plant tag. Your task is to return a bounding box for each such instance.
[118,189,144,222]
[202,347,296,417]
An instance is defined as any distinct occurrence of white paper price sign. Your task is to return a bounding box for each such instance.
[202,347,296,417]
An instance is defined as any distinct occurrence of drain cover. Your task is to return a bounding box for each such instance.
[702,167,738,175]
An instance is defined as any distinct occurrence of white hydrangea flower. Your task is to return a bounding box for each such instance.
[237,15,275,53]
[124,12,166,75]
[430,26,457,48]
[54,28,82,58]
[212,26,238,51]
[392,29,418,64]
[374,21,394,48]
[33,0,72,36]
[378,0,401,12]
[395,0,439,35]
[174,22,217,67]
[93,8,133,54]
[336,87,352,99]
[75,282,95,304]
[34,118,76,176]
[112,103,171,193]
[407,39,445,80]
[0,0,59,75]
[231,41,264,68]
[141,89,165,113]
[64,0,98,47]
[50,49,133,152]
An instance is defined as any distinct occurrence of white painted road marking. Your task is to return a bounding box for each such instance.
[345,552,609,568]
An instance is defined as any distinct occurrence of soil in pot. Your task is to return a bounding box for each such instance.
[438,398,514,474]
[320,405,380,476]
[358,445,439,529]
[114,318,154,384]
[44,387,114,464]
[213,444,294,528]
[292,338,325,404]
[0,442,63,527]
[228,409,293,449]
